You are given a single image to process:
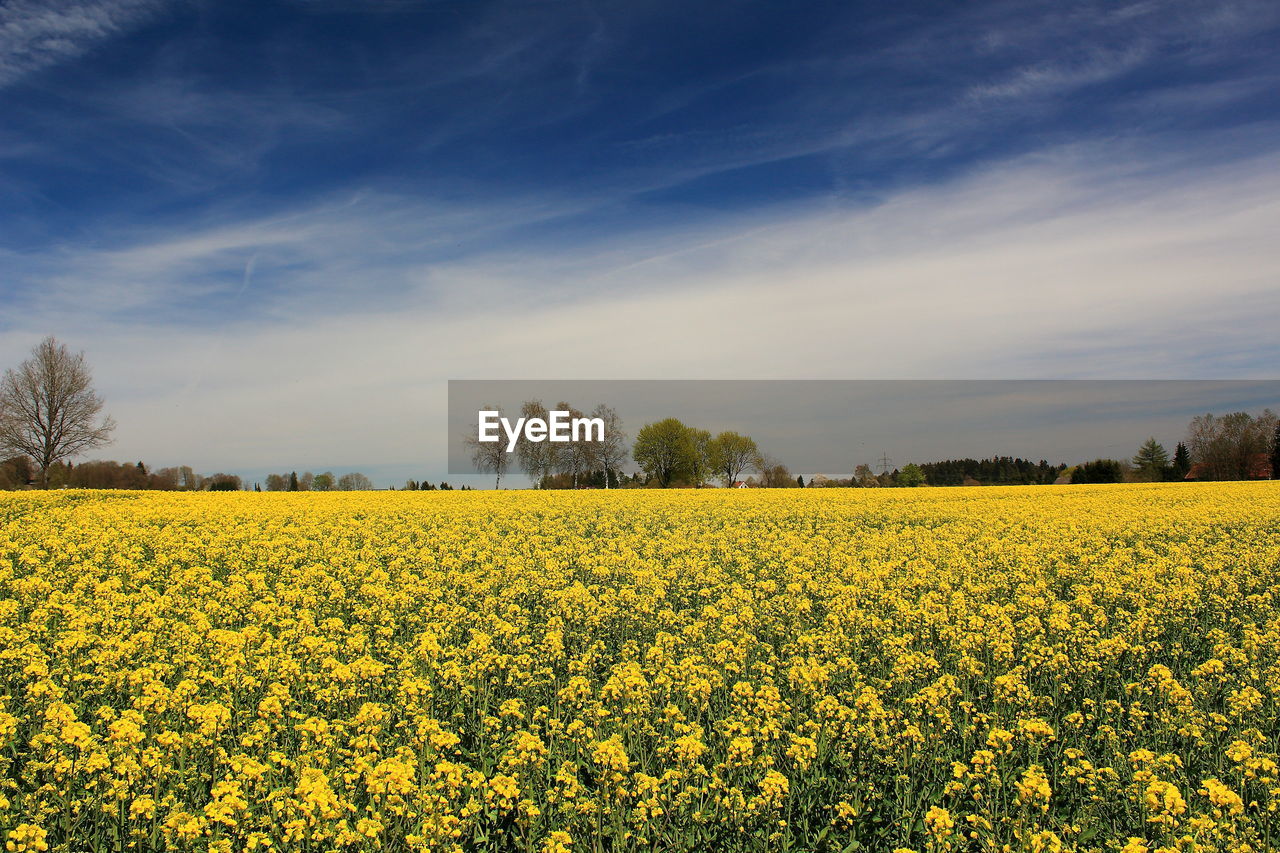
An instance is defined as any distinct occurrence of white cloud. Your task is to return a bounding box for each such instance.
[2,143,1278,478]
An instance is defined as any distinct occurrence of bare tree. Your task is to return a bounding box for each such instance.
[587,403,628,489]
[465,404,510,489]
[757,455,795,488]
[1188,410,1278,480]
[337,472,373,490]
[854,464,880,487]
[151,467,182,490]
[515,399,555,487]
[553,401,591,489]
[0,337,116,487]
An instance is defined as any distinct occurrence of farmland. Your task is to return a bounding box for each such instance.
[1,484,1278,852]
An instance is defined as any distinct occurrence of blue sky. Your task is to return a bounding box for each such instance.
[1,0,1279,484]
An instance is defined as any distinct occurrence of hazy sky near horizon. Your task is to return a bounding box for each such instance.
[2,1,1278,484]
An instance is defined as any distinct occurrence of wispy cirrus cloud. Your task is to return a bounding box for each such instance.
[965,45,1151,102]
[0,0,173,88]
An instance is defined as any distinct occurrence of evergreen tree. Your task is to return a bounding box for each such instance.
[1272,423,1280,480]
[1172,442,1191,479]
[1132,437,1169,481]
[288,471,298,491]
[1071,459,1124,484]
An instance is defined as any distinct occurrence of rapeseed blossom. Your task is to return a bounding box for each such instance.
[0,483,1277,851]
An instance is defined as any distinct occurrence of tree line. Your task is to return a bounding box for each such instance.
[467,403,794,489]
[401,480,466,491]
[0,458,245,491]
[0,458,392,492]
[916,457,1066,487]
[261,471,375,491]
[1066,410,1278,484]
[4,337,1276,491]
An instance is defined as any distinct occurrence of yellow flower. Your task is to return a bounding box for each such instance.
[5,825,48,853]
[1016,765,1052,812]
[542,830,573,853]
[1200,778,1244,816]
[485,774,521,811]
[592,735,631,782]
[129,797,158,820]
[924,806,954,837]
[2,482,1278,851]
[1143,781,1186,827]
[758,769,789,807]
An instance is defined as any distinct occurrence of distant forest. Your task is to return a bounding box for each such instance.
[917,457,1064,486]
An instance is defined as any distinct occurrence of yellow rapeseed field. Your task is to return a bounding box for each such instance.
[1,483,1278,853]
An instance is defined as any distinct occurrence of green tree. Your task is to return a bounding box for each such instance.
[686,428,712,487]
[633,418,695,487]
[1131,437,1169,481]
[288,471,299,491]
[898,463,926,487]
[707,431,759,486]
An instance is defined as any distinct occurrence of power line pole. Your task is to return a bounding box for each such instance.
[878,452,892,475]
